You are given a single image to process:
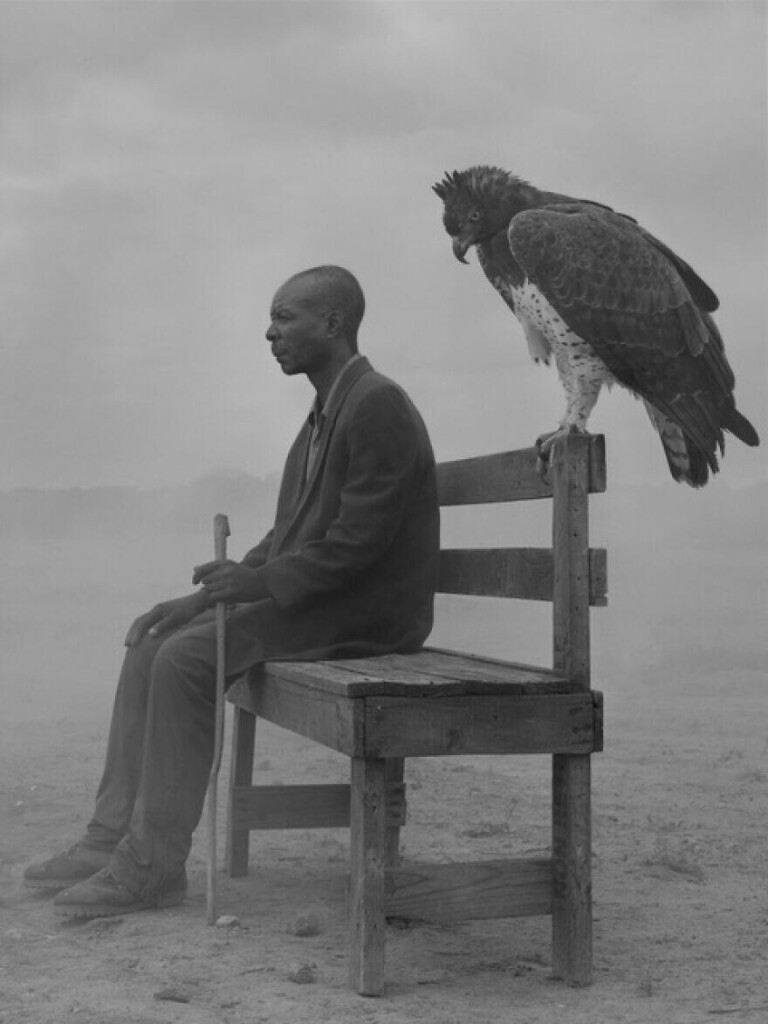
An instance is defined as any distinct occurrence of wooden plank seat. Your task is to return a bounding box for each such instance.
[225,433,607,995]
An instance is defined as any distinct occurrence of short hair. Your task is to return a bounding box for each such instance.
[288,265,366,339]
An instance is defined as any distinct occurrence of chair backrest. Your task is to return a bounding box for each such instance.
[435,434,607,691]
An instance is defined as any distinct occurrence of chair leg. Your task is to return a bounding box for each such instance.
[551,752,593,986]
[349,756,387,996]
[384,757,405,868]
[225,706,256,877]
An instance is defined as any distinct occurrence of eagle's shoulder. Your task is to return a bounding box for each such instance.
[507,203,691,319]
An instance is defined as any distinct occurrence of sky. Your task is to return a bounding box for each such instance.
[1,0,766,492]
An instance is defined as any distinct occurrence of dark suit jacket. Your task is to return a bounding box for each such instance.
[232,357,439,661]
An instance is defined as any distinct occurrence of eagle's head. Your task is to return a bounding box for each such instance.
[432,165,537,263]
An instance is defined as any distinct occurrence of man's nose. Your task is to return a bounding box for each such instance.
[266,324,278,343]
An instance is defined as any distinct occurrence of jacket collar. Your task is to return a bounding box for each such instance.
[314,354,370,428]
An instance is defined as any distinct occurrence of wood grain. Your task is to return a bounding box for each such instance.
[224,706,256,877]
[437,436,605,506]
[386,858,552,922]
[364,693,599,758]
[349,757,387,995]
[438,546,608,604]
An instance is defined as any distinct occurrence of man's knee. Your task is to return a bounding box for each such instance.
[119,631,164,683]
[151,631,216,694]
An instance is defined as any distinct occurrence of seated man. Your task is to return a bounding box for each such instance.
[24,265,440,918]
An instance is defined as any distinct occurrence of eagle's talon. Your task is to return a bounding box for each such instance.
[534,433,554,480]
[535,431,558,458]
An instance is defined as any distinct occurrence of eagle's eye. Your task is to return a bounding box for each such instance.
[469,210,482,222]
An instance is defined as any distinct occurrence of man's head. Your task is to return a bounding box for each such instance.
[266,266,365,379]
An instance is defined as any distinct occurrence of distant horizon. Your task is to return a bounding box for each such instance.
[2,459,767,496]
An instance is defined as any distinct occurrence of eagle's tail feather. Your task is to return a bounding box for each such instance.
[644,401,715,487]
[724,405,760,447]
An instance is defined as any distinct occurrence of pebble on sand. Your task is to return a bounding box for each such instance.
[286,911,320,937]
[286,963,316,985]
[153,986,190,1003]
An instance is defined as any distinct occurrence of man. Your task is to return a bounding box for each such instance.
[24,265,440,917]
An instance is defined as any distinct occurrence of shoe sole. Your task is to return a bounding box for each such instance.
[24,875,101,892]
[54,890,185,919]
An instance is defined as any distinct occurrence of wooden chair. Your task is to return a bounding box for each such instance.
[225,433,606,995]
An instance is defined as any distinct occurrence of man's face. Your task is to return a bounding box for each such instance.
[266,278,330,377]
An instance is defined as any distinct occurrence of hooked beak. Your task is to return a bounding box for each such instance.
[452,235,471,264]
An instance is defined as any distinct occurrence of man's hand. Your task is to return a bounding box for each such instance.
[192,560,269,604]
[124,592,209,647]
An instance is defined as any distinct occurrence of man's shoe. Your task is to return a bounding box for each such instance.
[23,844,112,891]
[53,867,186,919]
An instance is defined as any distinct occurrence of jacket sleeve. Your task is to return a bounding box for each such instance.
[259,385,429,611]
[240,528,274,570]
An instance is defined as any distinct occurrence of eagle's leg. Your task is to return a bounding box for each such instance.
[535,424,591,478]
[535,369,602,478]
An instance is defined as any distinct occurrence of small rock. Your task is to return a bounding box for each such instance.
[287,962,316,985]
[387,916,411,931]
[153,986,190,1003]
[287,912,320,937]
[216,914,241,928]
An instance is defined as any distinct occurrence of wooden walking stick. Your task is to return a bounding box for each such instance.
[207,512,230,925]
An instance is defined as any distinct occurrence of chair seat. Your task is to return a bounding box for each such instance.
[226,649,602,759]
[236,647,572,698]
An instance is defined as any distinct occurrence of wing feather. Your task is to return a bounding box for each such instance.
[506,205,737,463]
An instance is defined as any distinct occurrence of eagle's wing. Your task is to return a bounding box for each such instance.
[507,204,737,464]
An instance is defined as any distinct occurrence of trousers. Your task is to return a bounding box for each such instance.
[83,607,269,896]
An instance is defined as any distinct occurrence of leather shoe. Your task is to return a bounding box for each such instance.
[23,843,112,891]
[53,867,186,919]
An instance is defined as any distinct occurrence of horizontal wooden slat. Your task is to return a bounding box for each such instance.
[340,650,571,693]
[438,547,608,605]
[231,784,351,830]
[386,859,552,922]
[438,448,550,504]
[230,782,407,831]
[230,652,571,701]
[437,435,605,506]
[364,693,599,758]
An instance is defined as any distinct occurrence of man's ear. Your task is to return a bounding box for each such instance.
[325,309,342,338]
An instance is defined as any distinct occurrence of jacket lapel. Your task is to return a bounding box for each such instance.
[276,357,372,550]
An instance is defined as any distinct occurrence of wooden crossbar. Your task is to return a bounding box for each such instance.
[439,547,607,604]
[437,437,606,505]
[386,858,553,922]
[363,693,600,758]
[229,782,407,831]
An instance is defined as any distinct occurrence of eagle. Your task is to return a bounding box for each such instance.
[433,165,759,486]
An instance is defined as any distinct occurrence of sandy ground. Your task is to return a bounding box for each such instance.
[1,535,767,1023]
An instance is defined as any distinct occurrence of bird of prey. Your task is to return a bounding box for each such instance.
[433,165,759,486]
